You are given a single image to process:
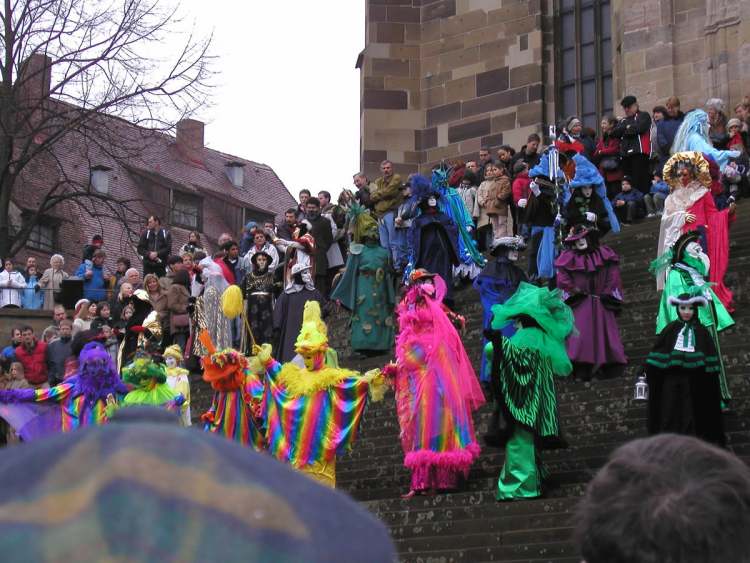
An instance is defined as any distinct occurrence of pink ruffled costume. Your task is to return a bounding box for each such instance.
[391,276,485,491]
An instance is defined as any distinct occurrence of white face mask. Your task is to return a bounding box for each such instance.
[581,186,593,197]
[427,197,437,207]
[574,238,588,251]
[685,241,710,270]
[507,249,519,261]
[165,357,177,368]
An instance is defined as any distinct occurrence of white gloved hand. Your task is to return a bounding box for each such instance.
[529,181,540,197]
[518,198,527,208]
[585,212,597,222]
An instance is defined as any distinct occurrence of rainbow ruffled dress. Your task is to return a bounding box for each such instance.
[392,276,485,492]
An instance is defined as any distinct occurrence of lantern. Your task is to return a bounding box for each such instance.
[634,374,649,401]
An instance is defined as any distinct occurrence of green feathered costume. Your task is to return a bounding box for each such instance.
[484,282,574,500]
[120,357,185,413]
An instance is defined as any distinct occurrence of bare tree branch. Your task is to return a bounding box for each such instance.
[0,0,214,257]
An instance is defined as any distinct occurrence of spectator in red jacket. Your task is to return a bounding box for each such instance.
[595,115,625,199]
[15,326,49,389]
[511,160,532,237]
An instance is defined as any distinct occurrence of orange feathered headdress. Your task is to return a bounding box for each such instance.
[199,330,249,392]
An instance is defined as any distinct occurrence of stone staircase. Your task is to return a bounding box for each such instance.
[330,205,750,563]
[189,203,750,562]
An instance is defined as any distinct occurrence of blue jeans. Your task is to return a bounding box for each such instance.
[378,211,398,263]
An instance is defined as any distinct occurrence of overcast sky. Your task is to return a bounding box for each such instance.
[180,1,364,202]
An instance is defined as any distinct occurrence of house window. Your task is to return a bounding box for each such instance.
[242,208,273,230]
[556,0,612,130]
[26,222,58,252]
[170,191,202,230]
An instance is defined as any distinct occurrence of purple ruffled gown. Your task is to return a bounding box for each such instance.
[554,245,627,370]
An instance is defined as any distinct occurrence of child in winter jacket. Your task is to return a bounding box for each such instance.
[21,265,44,310]
[476,162,513,250]
[511,161,532,237]
[644,171,670,217]
[612,176,645,224]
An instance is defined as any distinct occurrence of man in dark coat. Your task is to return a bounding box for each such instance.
[136,215,172,277]
[611,95,652,195]
[304,197,333,297]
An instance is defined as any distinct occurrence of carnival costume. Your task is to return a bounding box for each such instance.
[407,175,460,302]
[257,301,386,487]
[432,167,486,280]
[387,272,484,495]
[164,344,192,426]
[198,256,233,351]
[199,332,265,450]
[117,289,160,370]
[526,148,566,281]
[0,342,128,440]
[273,226,324,362]
[119,357,184,415]
[484,283,574,500]
[474,236,527,384]
[555,226,627,379]
[331,204,395,353]
[651,230,733,403]
[657,151,734,309]
[645,294,725,446]
[563,154,620,235]
[241,251,276,353]
[670,109,741,172]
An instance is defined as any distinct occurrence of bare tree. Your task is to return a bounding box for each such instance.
[0,0,213,257]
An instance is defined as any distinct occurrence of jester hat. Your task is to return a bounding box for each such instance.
[294,301,329,357]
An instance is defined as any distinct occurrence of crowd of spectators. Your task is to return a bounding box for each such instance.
[0,92,749,387]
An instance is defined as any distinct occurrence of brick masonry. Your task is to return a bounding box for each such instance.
[360,0,750,179]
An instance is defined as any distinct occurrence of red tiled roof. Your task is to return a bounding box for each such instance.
[12,101,297,274]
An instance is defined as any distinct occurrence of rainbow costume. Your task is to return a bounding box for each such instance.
[484,282,574,500]
[200,332,265,450]
[119,357,184,414]
[0,342,128,440]
[257,301,386,487]
[389,272,485,494]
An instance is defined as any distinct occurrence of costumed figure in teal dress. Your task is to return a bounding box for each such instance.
[331,204,395,355]
[645,293,725,447]
[483,282,574,500]
[650,230,734,404]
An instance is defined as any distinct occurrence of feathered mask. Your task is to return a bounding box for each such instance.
[199,331,250,392]
[348,202,378,243]
[294,300,329,357]
[409,174,439,204]
[122,357,168,387]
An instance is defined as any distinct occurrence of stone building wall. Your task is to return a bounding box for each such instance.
[359,0,547,179]
[359,0,750,177]
[613,0,750,112]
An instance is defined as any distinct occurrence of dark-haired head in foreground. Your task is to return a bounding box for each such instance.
[575,433,750,563]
